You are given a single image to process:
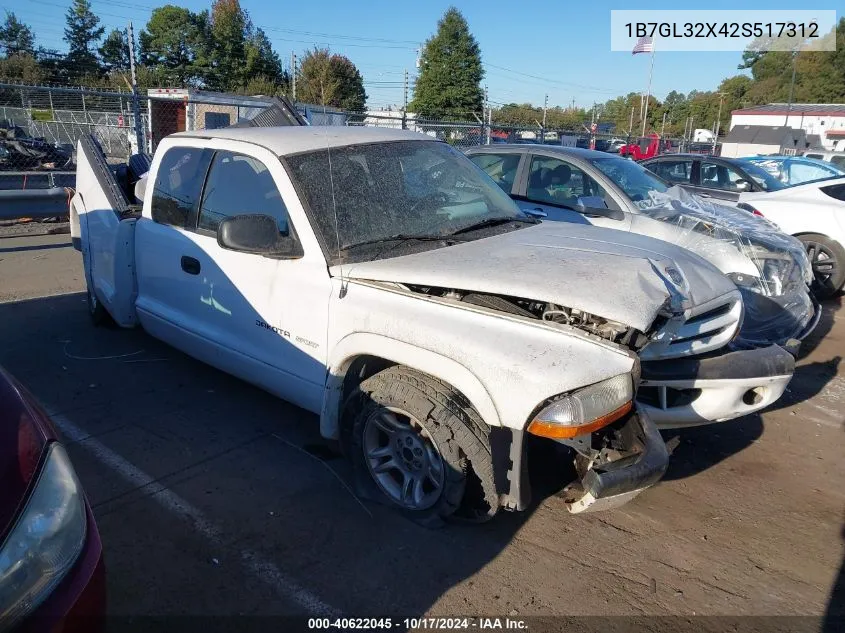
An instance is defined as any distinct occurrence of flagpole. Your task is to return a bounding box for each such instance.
[641,39,656,137]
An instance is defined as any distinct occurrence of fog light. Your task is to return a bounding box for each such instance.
[742,387,766,406]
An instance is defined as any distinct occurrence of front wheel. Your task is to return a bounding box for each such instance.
[798,233,845,299]
[344,366,498,526]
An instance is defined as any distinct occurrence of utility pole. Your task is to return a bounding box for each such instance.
[127,21,144,154]
[713,92,724,152]
[402,68,408,130]
[541,93,548,143]
[484,84,491,145]
[291,51,297,101]
[628,106,634,136]
[661,111,667,137]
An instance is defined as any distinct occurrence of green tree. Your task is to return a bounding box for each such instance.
[63,0,104,77]
[296,47,366,111]
[0,12,34,56]
[139,6,208,86]
[205,0,247,90]
[410,7,484,119]
[99,28,130,73]
[0,52,46,83]
[243,27,286,90]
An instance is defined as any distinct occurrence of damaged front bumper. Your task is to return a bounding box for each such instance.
[493,410,669,514]
[560,410,669,513]
[637,344,795,429]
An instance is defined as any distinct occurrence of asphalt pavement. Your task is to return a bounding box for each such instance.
[0,230,843,630]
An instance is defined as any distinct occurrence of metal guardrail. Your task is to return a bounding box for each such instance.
[0,171,75,190]
[0,185,71,220]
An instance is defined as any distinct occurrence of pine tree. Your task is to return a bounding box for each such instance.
[99,29,130,73]
[139,6,208,86]
[207,0,247,90]
[410,7,484,119]
[0,12,35,56]
[296,47,366,111]
[63,0,105,77]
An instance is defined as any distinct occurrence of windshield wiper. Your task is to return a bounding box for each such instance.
[445,216,538,236]
[340,233,465,251]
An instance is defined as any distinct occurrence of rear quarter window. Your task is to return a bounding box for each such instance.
[821,183,845,202]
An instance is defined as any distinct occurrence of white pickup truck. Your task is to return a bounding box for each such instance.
[70,126,794,524]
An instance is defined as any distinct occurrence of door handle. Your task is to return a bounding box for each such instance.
[698,192,712,198]
[524,207,548,218]
[181,256,201,275]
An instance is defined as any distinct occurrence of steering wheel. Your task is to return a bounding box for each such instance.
[409,191,451,215]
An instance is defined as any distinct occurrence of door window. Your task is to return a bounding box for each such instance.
[468,152,521,193]
[151,146,210,226]
[699,161,749,191]
[526,155,609,208]
[198,151,290,234]
[830,155,845,168]
[648,159,693,185]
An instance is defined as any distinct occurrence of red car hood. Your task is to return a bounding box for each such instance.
[0,367,51,539]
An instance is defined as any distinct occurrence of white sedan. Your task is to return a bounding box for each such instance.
[741,177,845,298]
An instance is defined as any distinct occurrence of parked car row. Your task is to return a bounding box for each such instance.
[633,153,845,299]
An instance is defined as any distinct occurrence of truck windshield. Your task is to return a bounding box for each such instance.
[588,156,668,202]
[285,140,526,263]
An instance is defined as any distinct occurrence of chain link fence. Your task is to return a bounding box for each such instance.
[0,81,719,192]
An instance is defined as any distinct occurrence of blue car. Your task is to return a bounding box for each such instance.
[739,155,845,186]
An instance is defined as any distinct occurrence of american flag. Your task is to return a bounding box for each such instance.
[632,36,654,55]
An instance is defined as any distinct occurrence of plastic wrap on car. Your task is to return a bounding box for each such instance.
[631,186,814,347]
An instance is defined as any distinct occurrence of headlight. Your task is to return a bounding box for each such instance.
[0,443,87,626]
[527,374,634,439]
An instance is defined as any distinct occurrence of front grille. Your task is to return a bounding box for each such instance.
[637,386,702,409]
[640,292,743,361]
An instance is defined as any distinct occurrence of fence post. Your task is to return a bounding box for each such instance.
[127,22,145,156]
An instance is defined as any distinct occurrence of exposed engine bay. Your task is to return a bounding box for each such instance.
[403,284,651,350]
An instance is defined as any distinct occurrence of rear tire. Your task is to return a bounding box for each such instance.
[87,285,112,327]
[344,366,498,527]
[798,233,845,299]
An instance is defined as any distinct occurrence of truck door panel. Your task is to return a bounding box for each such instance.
[183,149,329,405]
[134,145,212,333]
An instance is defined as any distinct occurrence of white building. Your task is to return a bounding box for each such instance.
[730,104,845,150]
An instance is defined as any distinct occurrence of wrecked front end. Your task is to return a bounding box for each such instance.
[559,409,669,513]
[632,186,816,352]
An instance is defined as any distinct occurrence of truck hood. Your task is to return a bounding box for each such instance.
[332,222,737,332]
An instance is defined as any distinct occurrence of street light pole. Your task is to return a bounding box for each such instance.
[785,50,797,126]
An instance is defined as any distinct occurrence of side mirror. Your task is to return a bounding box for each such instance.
[574,197,625,221]
[735,179,751,192]
[217,214,303,258]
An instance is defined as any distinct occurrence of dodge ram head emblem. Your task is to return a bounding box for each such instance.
[664,266,684,286]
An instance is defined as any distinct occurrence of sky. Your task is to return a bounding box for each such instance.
[4,0,841,110]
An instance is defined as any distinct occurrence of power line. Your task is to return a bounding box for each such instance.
[483,61,620,94]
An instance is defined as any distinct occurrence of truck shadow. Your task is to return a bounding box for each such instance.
[0,282,841,626]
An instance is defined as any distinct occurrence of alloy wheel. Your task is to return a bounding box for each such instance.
[362,407,445,510]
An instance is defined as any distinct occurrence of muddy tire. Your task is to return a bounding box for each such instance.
[344,366,498,527]
[799,233,845,299]
[87,285,112,327]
